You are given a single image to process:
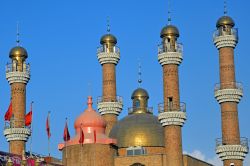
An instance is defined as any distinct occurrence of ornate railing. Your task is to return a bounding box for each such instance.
[4,119,30,129]
[158,42,183,54]
[97,95,123,103]
[128,107,153,114]
[213,28,238,40]
[214,82,243,91]
[97,46,120,54]
[158,102,186,113]
[6,62,30,73]
[216,137,249,148]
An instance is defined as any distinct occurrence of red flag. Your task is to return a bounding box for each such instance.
[25,102,33,126]
[4,101,12,121]
[63,121,70,141]
[46,113,51,138]
[79,127,84,145]
[94,130,97,143]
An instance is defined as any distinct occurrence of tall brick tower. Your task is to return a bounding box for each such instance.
[213,4,249,166]
[157,7,186,166]
[4,31,31,156]
[97,24,123,135]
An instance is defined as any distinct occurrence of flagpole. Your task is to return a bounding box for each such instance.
[29,101,34,157]
[65,117,68,166]
[48,111,51,157]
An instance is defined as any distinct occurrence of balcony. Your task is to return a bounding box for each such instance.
[97,96,123,115]
[158,102,186,113]
[216,137,249,161]
[97,46,120,65]
[128,107,153,114]
[157,43,183,55]
[97,45,120,54]
[214,82,243,104]
[6,62,30,84]
[213,28,238,49]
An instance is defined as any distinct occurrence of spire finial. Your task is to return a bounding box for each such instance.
[107,17,110,33]
[16,22,20,46]
[168,0,171,25]
[138,59,142,87]
[224,0,228,15]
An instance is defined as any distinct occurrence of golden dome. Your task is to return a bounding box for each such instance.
[160,25,179,38]
[100,34,117,45]
[9,46,28,60]
[109,113,164,147]
[216,16,235,28]
[131,88,149,99]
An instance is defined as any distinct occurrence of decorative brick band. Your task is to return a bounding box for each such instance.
[216,145,248,160]
[97,52,120,65]
[4,128,31,142]
[158,52,183,66]
[158,111,186,127]
[213,35,238,49]
[214,88,243,104]
[6,71,30,85]
[97,101,123,115]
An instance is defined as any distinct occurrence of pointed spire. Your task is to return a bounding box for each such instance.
[167,0,172,25]
[224,0,228,15]
[138,60,142,87]
[107,16,110,33]
[16,22,20,46]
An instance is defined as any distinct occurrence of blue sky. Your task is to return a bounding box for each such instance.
[0,0,249,165]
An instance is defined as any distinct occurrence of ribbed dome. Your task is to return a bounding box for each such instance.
[100,34,117,45]
[131,88,149,99]
[9,46,28,59]
[160,25,180,38]
[216,16,235,28]
[109,113,164,147]
[74,97,106,129]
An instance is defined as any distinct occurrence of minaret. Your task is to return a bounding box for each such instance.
[157,2,186,165]
[213,2,248,166]
[4,26,31,155]
[97,20,123,135]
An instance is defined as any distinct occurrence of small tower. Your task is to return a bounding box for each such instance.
[97,22,123,135]
[213,3,248,166]
[4,29,31,156]
[157,3,186,165]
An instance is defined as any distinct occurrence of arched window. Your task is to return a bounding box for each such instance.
[135,100,140,108]
[130,163,145,166]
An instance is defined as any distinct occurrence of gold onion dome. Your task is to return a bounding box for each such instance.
[100,34,117,45]
[131,88,149,99]
[9,46,28,59]
[160,25,179,38]
[216,16,235,28]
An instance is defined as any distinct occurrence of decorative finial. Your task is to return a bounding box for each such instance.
[138,60,142,87]
[87,96,93,108]
[224,0,227,15]
[16,22,20,46]
[87,82,92,97]
[168,0,171,25]
[107,17,110,33]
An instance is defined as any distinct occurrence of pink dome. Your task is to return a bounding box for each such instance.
[74,96,106,129]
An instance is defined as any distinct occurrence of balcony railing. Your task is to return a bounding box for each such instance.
[158,42,183,54]
[97,46,120,54]
[158,102,186,113]
[6,62,30,73]
[216,137,249,148]
[213,28,238,40]
[4,119,30,129]
[214,82,243,91]
[128,107,153,114]
[97,95,123,103]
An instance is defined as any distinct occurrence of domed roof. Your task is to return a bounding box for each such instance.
[109,113,164,147]
[131,88,149,99]
[216,16,235,28]
[74,97,106,129]
[9,46,28,59]
[160,25,180,38]
[100,34,117,45]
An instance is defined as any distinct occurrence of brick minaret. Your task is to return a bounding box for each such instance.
[157,24,186,166]
[4,37,31,155]
[213,13,249,166]
[97,28,123,135]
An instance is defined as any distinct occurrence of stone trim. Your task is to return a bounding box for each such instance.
[215,88,243,104]
[4,128,31,142]
[97,101,123,115]
[97,52,120,65]
[214,35,238,49]
[6,71,30,84]
[158,52,183,66]
[158,111,186,127]
[216,144,248,160]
